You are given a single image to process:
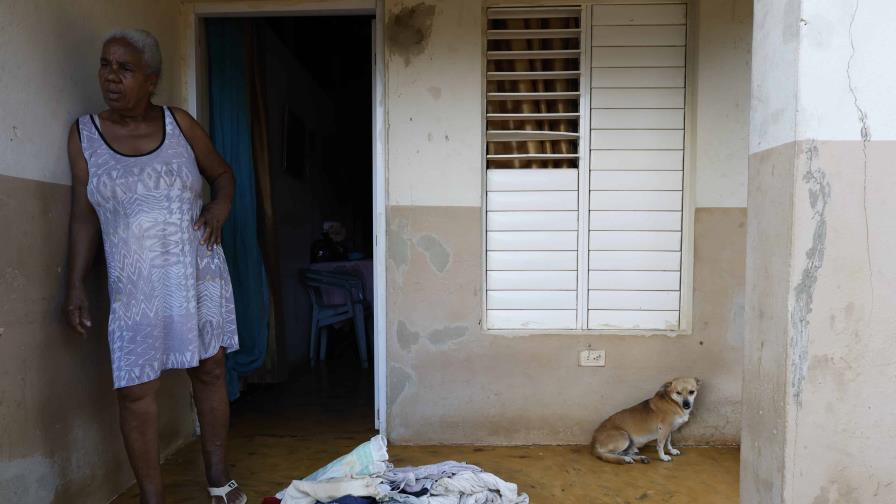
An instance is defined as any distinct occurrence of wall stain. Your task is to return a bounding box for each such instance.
[2,267,25,289]
[812,481,860,504]
[387,3,436,66]
[388,218,411,272]
[388,365,414,408]
[396,320,421,352]
[0,455,58,502]
[414,234,451,273]
[426,86,442,100]
[790,141,830,408]
[427,325,469,347]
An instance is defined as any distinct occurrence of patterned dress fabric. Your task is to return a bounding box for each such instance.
[78,106,239,388]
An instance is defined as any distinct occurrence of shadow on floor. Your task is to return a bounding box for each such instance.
[112,358,739,503]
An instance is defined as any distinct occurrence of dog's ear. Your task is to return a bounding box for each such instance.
[660,381,673,394]
[695,377,703,388]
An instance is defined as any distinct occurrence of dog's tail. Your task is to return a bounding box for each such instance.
[591,445,630,465]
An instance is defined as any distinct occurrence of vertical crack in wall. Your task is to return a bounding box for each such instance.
[847,0,874,313]
[790,142,830,408]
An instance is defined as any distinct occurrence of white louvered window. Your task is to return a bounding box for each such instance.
[485,2,688,331]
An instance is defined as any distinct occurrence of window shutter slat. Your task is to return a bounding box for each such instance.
[588,2,687,330]
[485,6,583,329]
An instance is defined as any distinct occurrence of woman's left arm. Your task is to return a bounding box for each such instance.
[170,107,235,250]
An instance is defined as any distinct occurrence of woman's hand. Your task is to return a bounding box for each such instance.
[169,107,236,250]
[64,284,92,335]
[195,201,230,250]
[65,121,100,336]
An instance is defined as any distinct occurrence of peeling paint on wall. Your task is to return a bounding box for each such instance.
[387,3,436,66]
[427,325,468,347]
[414,234,451,273]
[388,218,411,272]
[396,320,421,352]
[790,142,830,408]
[0,456,58,502]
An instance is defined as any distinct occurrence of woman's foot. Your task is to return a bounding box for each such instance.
[209,481,247,504]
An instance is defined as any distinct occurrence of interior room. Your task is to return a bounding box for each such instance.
[201,13,378,424]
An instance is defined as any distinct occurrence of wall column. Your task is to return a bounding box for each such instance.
[743,0,896,502]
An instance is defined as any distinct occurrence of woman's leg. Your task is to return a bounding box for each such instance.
[187,349,246,503]
[117,378,164,504]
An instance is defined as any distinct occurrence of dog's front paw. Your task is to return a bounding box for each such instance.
[623,456,635,464]
[638,456,651,464]
[669,448,681,456]
[660,454,673,462]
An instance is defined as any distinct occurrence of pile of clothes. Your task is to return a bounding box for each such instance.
[261,435,529,504]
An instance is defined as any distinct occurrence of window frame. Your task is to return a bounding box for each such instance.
[480,0,695,335]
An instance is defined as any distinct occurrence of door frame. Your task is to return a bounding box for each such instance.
[182,0,389,436]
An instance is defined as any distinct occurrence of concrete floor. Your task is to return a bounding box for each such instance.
[112,357,739,503]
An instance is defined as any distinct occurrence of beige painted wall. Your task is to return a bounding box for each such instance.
[741,142,794,503]
[387,206,745,444]
[694,0,752,207]
[0,1,196,502]
[384,0,750,444]
[743,139,896,504]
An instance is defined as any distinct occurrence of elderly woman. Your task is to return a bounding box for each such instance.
[64,29,247,504]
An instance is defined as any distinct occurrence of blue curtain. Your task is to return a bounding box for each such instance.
[206,19,270,401]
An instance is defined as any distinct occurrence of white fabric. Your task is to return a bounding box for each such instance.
[429,472,529,504]
[281,477,386,504]
[383,461,482,493]
[305,435,390,482]
[276,435,390,499]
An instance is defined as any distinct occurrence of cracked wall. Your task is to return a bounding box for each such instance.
[746,139,896,504]
[789,142,830,408]
[786,140,896,503]
[746,2,896,501]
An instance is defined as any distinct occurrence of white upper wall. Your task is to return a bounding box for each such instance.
[694,0,751,207]
[0,0,184,185]
[798,0,896,143]
[751,0,896,153]
[749,0,800,154]
[385,0,484,207]
[386,0,752,208]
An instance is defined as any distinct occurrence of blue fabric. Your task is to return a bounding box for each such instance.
[206,19,270,401]
[319,497,377,504]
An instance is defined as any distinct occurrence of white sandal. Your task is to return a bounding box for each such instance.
[208,480,247,504]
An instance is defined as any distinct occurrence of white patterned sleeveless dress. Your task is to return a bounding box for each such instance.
[78,106,239,388]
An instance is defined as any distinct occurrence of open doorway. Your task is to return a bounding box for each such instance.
[198,11,384,434]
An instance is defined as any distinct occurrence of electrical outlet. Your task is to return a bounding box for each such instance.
[579,349,605,367]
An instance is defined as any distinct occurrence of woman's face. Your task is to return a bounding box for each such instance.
[98,38,158,111]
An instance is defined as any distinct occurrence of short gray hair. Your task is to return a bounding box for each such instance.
[104,29,162,76]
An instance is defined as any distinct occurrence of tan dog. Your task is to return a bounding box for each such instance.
[591,377,700,464]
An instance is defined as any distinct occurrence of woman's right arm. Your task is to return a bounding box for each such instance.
[64,122,100,335]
